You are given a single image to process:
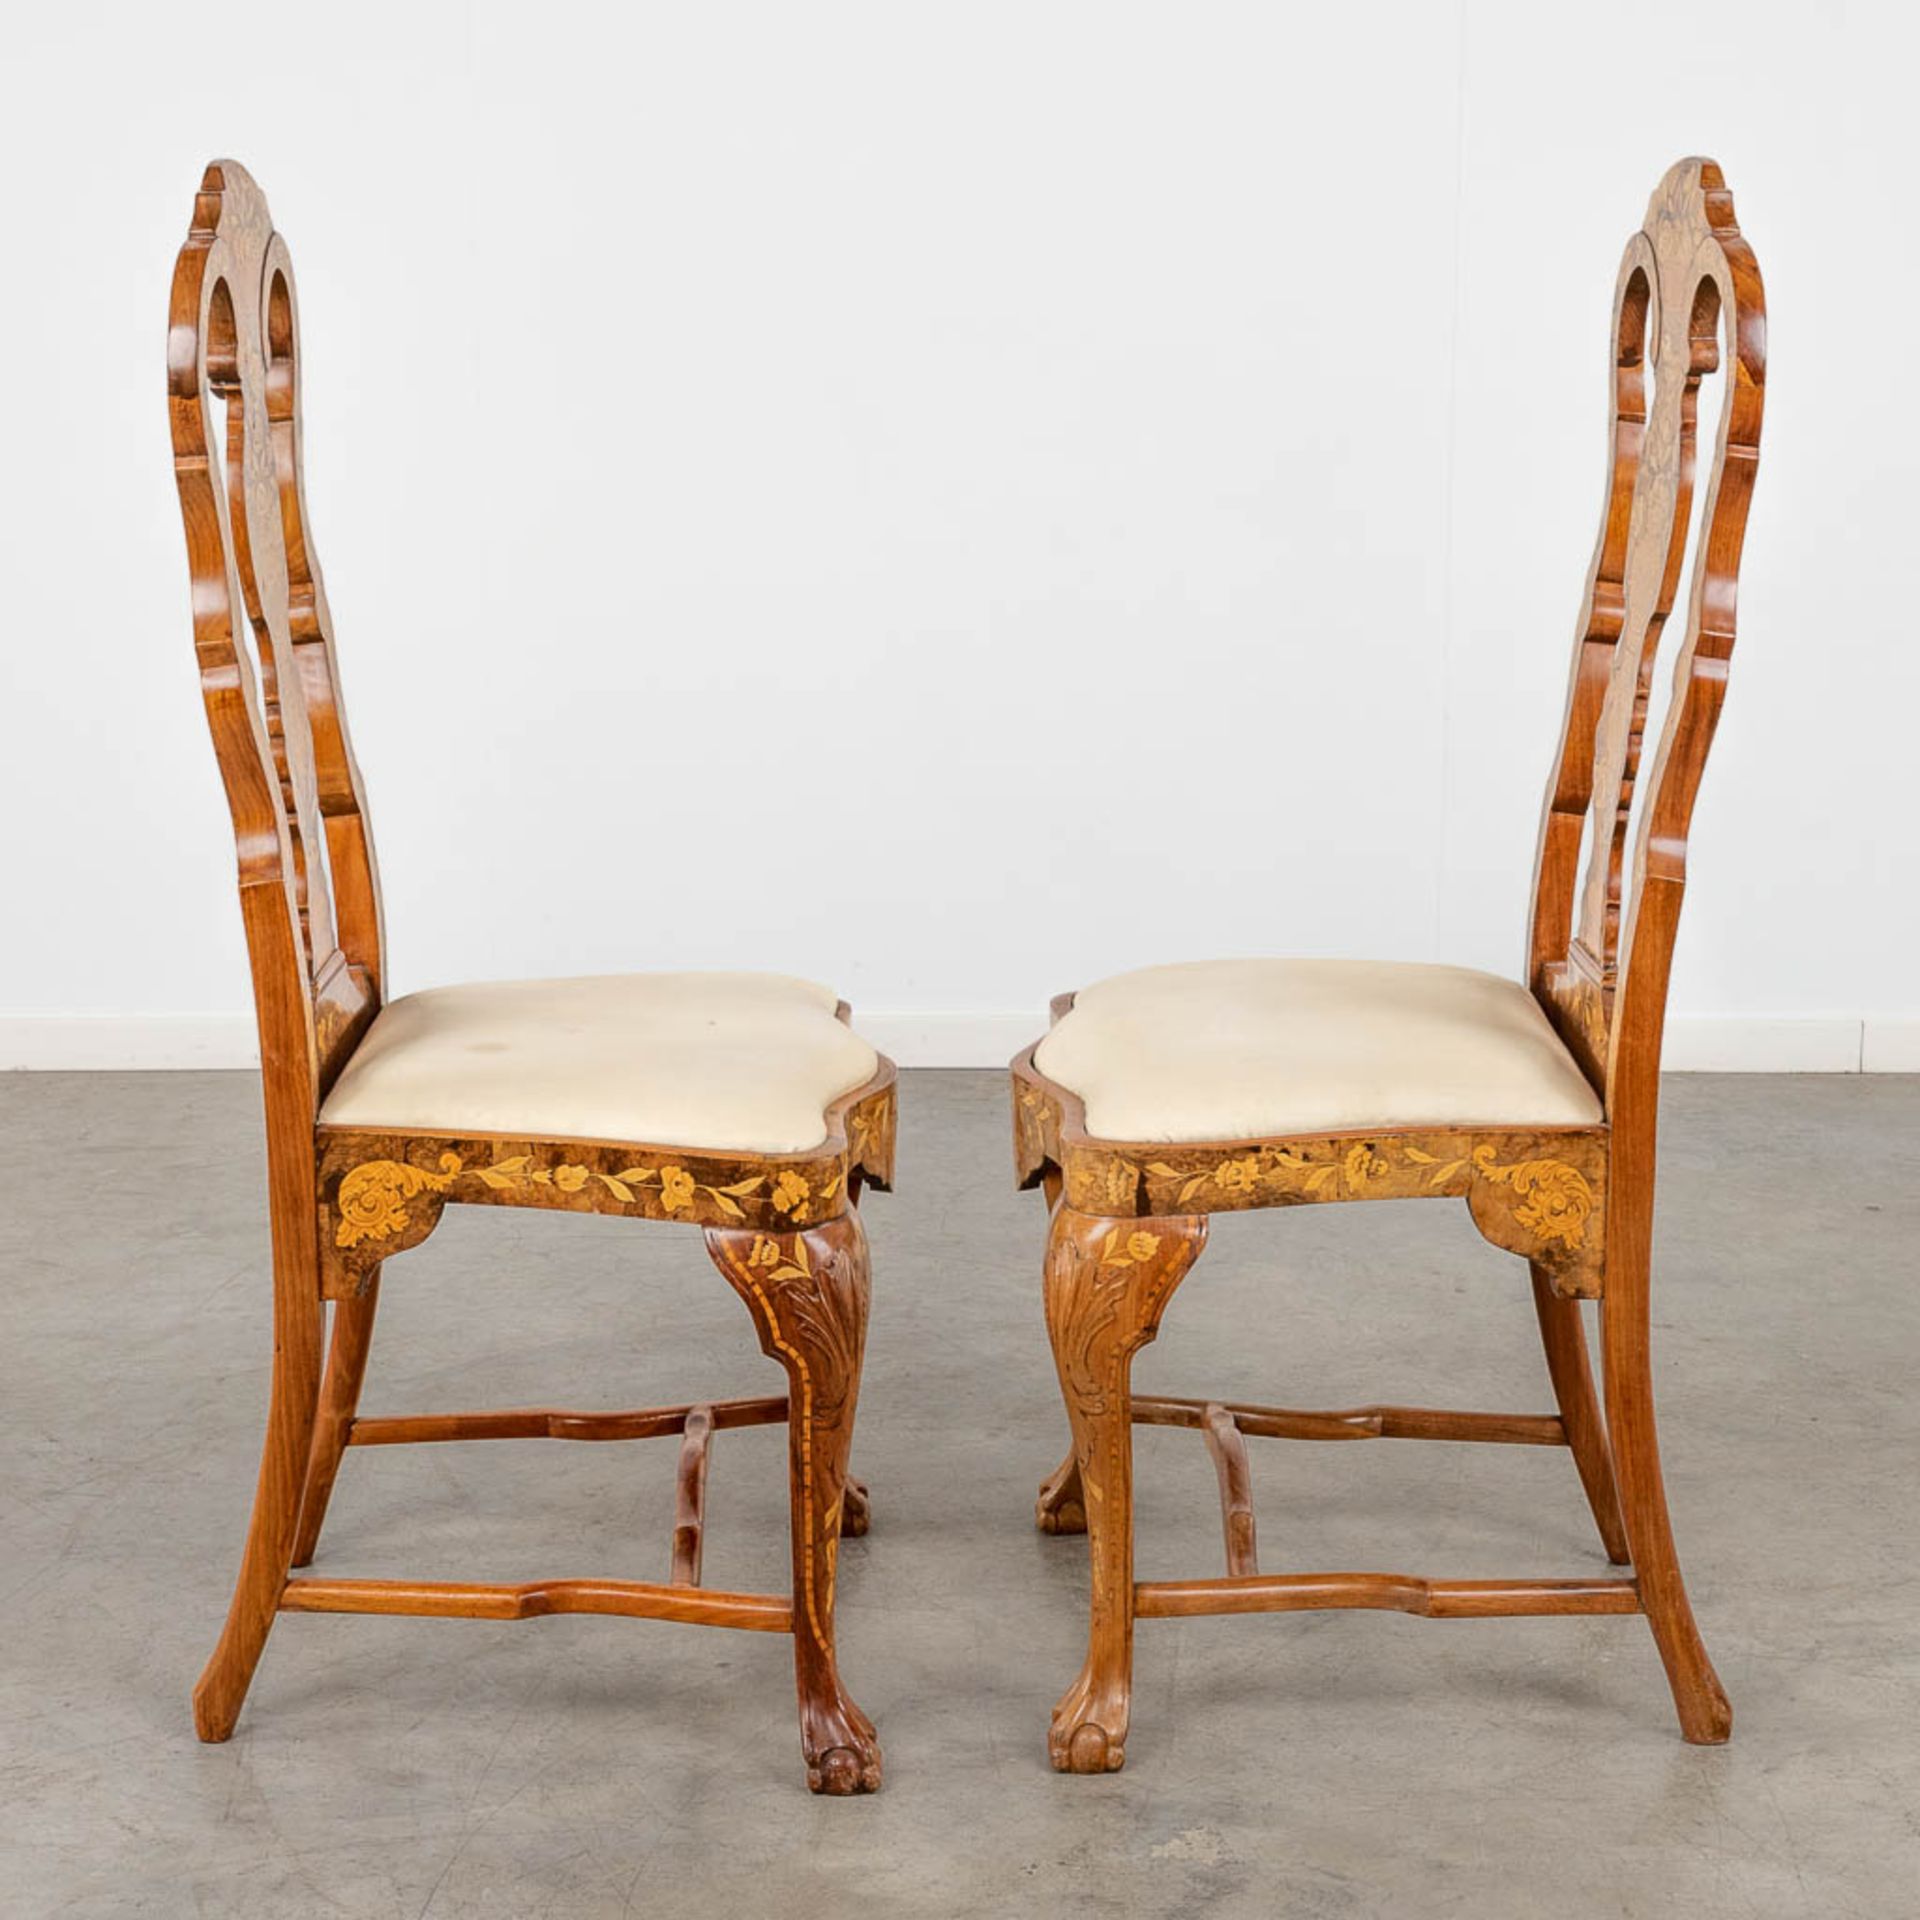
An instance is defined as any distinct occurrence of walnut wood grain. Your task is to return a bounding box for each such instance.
[705,1216,881,1794]
[1200,1405,1258,1578]
[290,1281,380,1567]
[170,160,891,1790]
[841,1476,872,1538]
[1131,1395,1568,1448]
[280,1578,792,1630]
[1041,1206,1207,1773]
[1531,1270,1633,1564]
[1019,158,1763,1766]
[670,1408,715,1587]
[1135,1576,1642,1620]
[1013,1051,1607,1294]
[1530,158,1765,1118]
[346,1394,789,1447]
[1034,1447,1087,1535]
[318,1069,898,1296]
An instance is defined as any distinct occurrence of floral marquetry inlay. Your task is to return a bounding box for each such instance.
[334,1154,460,1246]
[704,1212,875,1787]
[1127,1141,1596,1250]
[329,1150,840,1248]
[1015,1048,1608,1292]
[317,1104,890,1267]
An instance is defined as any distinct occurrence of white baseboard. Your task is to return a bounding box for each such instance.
[0,1015,259,1070]
[1,1010,1913,1073]
[854,1013,1041,1068]
[1863,1019,1920,1072]
[1659,1016,1863,1072]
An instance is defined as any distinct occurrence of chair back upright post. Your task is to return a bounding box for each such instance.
[1526,157,1767,1159]
[168,159,385,1179]
[1024,158,1764,1772]
[170,163,894,1791]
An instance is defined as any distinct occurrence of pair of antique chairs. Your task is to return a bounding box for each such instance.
[172,155,1762,1791]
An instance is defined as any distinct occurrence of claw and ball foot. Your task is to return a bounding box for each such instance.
[802,1681,883,1794]
[1040,1206,1208,1775]
[1049,1665,1131,1773]
[707,1212,883,1793]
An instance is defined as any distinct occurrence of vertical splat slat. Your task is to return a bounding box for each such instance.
[169,161,383,1110]
[1527,159,1766,1103]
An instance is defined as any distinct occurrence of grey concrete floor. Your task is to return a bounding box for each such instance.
[2,1070,1917,1918]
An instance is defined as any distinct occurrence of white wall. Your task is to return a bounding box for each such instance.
[1,2,1913,1068]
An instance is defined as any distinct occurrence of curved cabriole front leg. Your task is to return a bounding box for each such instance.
[1042,1206,1207,1774]
[706,1214,880,1794]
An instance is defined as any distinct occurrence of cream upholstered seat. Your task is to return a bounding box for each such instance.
[319,972,879,1155]
[1032,958,1602,1144]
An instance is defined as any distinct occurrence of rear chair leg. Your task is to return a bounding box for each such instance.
[707,1212,881,1794]
[1042,1206,1207,1774]
[1036,1447,1087,1534]
[290,1273,382,1567]
[193,1252,326,1741]
[1601,1245,1731,1743]
[1530,1264,1631,1565]
[842,1476,872,1537]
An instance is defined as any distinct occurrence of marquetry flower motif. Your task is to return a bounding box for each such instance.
[1098,1229,1162,1268]
[333,1155,458,1248]
[745,1232,812,1284]
[1133,1140,1597,1252]
[771,1170,812,1220]
[851,1099,894,1168]
[1343,1144,1388,1189]
[333,1150,792,1245]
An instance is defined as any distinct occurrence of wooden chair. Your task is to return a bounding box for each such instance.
[1012,157,1764,1773]
[169,160,894,1794]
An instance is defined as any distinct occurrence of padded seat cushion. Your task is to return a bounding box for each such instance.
[1033,958,1602,1143]
[319,972,879,1155]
